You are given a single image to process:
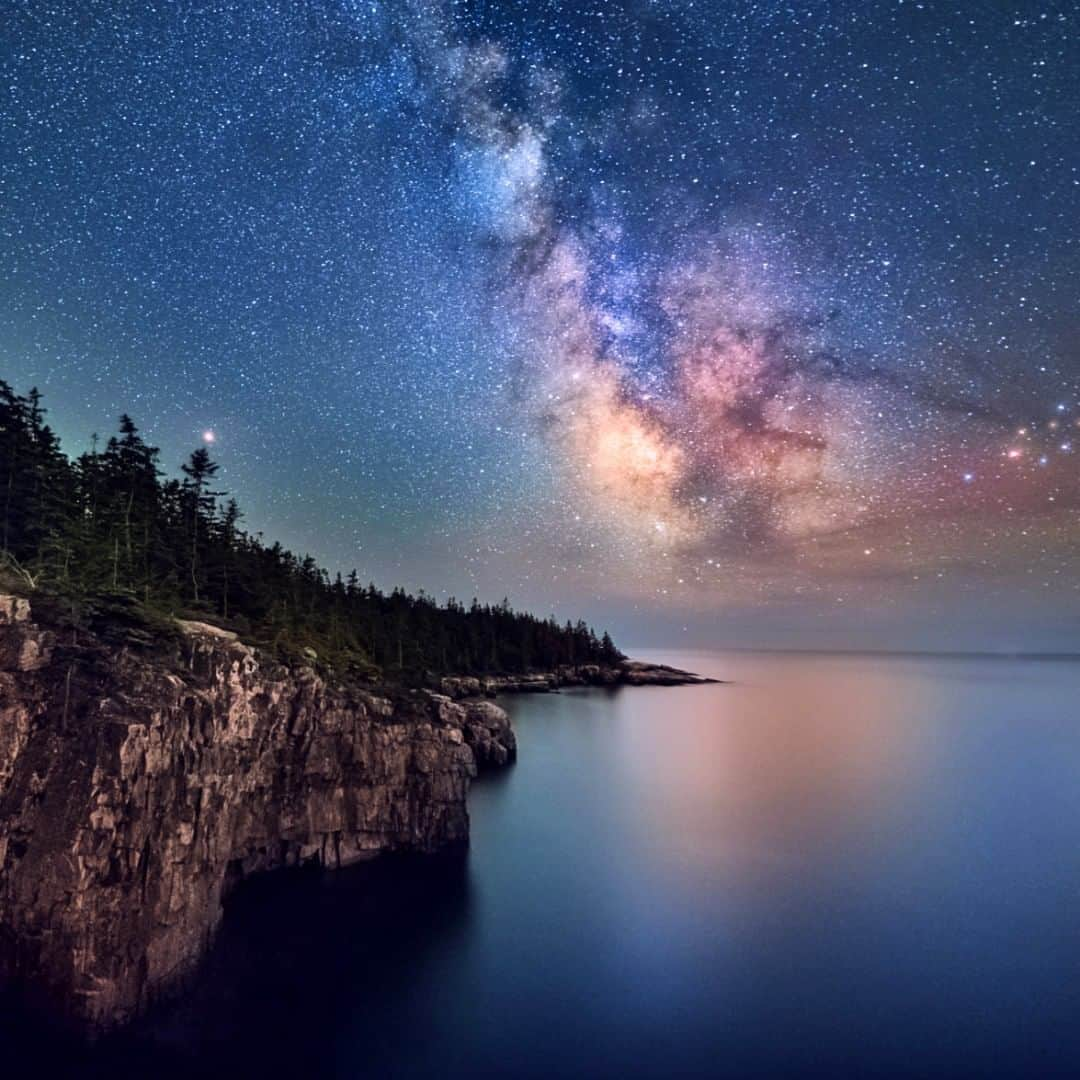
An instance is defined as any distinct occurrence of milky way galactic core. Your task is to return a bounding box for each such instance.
[2,1,1077,648]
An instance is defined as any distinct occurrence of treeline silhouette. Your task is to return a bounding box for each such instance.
[0,381,622,679]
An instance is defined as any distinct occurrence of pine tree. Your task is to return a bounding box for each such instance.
[217,498,242,619]
[0,383,623,680]
[180,447,223,605]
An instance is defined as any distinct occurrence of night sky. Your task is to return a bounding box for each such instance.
[2,1,1077,651]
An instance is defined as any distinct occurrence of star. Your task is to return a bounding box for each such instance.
[0,0,1076,649]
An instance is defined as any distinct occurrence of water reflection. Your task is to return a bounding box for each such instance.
[5,651,1080,1077]
[2,853,476,1078]
[614,655,931,892]
[135,852,474,1074]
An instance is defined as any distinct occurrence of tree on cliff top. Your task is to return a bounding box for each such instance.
[0,382,624,679]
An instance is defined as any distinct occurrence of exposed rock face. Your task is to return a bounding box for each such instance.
[0,596,513,1032]
[458,699,517,768]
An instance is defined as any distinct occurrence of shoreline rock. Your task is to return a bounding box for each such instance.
[0,596,513,1033]
[0,595,713,1034]
[437,659,718,699]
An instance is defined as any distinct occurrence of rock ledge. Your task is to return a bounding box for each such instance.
[0,597,513,1032]
[437,659,718,698]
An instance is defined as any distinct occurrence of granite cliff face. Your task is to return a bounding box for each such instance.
[0,593,710,1034]
[0,595,514,1032]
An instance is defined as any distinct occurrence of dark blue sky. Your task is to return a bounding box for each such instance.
[2,1,1077,649]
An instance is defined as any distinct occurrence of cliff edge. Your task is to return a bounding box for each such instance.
[0,594,514,1032]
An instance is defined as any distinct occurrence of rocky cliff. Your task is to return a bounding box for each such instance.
[0,594,514,1032]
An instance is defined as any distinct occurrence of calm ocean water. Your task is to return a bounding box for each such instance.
[13,650,1080,1077]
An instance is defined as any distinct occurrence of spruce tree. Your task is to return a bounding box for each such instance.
[0,383,623,679]
[180,447,223,605]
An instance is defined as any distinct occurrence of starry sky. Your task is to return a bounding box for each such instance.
[2,0,1078,651]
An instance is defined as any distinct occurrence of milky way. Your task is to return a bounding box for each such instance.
[1,1,1077,648]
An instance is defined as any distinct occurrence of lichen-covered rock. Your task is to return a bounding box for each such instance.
[0,597,512,1032]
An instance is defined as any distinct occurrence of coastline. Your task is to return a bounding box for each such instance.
[436,660,719,699]
[0,595,714,1034]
